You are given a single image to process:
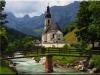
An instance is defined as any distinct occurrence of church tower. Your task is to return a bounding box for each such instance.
[44,6,51,30]
[41,5,65,47]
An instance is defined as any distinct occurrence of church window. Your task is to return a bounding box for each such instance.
[44,41,47,42]
[58,38,60,40]
[48,20,50,24]
[52,34,55,38]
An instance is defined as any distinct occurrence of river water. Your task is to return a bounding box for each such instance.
[10,52,87,74]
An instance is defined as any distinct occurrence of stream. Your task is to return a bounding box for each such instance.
[9,52,87,74]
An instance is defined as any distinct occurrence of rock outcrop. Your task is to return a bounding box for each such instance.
[66,59,100,74]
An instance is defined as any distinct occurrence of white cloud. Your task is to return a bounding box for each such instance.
[5,0,76,17]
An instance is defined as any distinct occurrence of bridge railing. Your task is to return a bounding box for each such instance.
[38,48,93,57]
[1,48,99,60]
[18,47,99,56]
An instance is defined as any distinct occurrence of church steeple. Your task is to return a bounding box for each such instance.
[44,5,52,29]
[42,3,65,47]
[45,5,51,18]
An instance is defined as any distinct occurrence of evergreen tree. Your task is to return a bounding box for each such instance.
[76,1,100,48]
[0,0,7,26]
[88,1,100,48]
[76,1,91,42]
[0,0,8,54]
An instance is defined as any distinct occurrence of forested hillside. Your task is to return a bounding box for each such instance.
[5,1,80,36]
[64,1,100,69]
[0,0,36,55]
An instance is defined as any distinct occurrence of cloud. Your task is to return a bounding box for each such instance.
[5,0,75,17]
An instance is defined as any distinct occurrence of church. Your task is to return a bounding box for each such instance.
[41,6,65,47]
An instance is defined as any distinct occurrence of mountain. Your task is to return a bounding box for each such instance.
[5,1,80,37]
[6,27,38,41]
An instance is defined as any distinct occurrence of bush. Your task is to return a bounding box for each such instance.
[91,55,100,68]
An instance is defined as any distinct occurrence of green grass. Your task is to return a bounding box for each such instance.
[0,60,16,74]
[53,56,83,65]
[0,66,15,74]
[91,55,100,68]
[64,29,78,44]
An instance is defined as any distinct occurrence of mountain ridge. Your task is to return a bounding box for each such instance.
[5,1,80,37]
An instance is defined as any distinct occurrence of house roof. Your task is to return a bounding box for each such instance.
[43,22,62,34]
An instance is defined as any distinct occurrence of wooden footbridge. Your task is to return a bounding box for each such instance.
[1,47,100,73]
[1,48,100,60]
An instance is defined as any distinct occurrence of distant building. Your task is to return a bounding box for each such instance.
[41,6,65,47]
[93,41,100,50]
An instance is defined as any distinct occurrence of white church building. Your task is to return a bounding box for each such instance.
[41,6,65,48]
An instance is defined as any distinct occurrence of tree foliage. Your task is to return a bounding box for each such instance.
[88,1,100,41]
[0,0,35,55]
[76,1,91,42]
[0,0,8,54]
[63,22,76,35]
[76,1,100,48]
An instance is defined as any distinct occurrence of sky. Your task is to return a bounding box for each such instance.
[4,0,81,17]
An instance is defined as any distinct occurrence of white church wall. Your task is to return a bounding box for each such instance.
[42,34,47,43]
[45,18,51,26]
[42,35,44,43]
[47,33,51,42]
[56,31,63,41]
[42,43,65,48]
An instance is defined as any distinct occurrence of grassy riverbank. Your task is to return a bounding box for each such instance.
[54,55,100,65]
[23,49,100,68]
[91,55,100,68]
[53,56,83,65]
[0,65,15,74]
[0,61,16,74]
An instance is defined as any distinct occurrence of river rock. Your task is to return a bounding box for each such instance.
[95,67,100,73]
[53,62,59,68]
[66,63,70,68]
[9,62,16,68]
[87,60,95,69]
[74,66,79,71]
[39,57,46,64]
[73,59,90,71]
[74,64,85,71]
[82,59,89,67]
[88,68,97,74]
